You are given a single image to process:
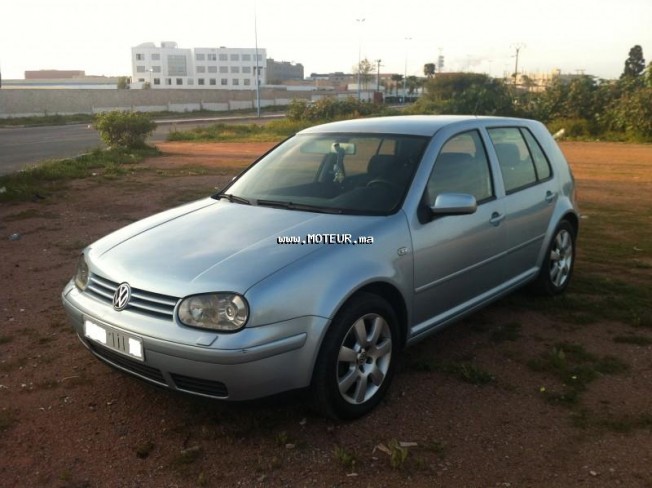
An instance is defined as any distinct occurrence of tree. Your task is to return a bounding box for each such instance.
[412,73,513,115]
[353,58,374,90]
[621,45,646,79]
[390,74,403,95]
[116,76,131,89]
[423,63,436,78]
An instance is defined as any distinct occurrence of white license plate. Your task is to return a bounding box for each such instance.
[84,319,144,361]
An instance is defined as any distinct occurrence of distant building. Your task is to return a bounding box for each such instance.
[513,69,591,92]
[25,70,86,79]
[131,41,267,89]
[266,59,304,84]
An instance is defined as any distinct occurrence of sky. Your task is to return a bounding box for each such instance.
[1,0,651,81]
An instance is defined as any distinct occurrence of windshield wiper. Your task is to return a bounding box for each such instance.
[213,192,253,205]
[256,199,343,214]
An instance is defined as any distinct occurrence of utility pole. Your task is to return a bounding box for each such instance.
[511,43,525,85]
[356,18,365,101]
[375,59,382,92]
[403,37,412,103]
[254,2,261,117]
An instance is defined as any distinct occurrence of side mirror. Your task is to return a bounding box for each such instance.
[430,193,477,216]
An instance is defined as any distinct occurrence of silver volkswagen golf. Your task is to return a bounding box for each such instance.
[62,115,578,419]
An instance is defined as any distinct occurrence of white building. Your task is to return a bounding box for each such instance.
[131,42,267,89]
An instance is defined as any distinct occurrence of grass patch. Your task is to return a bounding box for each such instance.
[0,409,18,433]
[135,440,155,459]
[505,272,652,328]
[572,409,652,432]
[0,113,94,128]
[409,358,494,385]
[490,322,522,343]
[167,119,309,143]
[0,146,160,202]
[613,334,652,346]
[529,343,629,406]
[333,445,358,470]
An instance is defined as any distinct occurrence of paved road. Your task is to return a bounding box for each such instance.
[0,114,283,175]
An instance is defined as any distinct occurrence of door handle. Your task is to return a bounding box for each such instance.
[489,212,505,226]
[545,191,556,203]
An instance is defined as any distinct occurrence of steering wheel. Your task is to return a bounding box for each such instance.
[366,178,398,190]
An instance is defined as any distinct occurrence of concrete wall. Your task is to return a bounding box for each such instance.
[0,88,350,118]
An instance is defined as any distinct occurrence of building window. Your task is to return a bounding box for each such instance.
[197,66,206,73]
[152,66,161,73]
[232,79,240,86]
[209,78,216,85]
[196,53,205,61]
[153,78,161,85]
[219,66,228,73]
[242,66,251,74]
[136,53,145,61]
[187,79,194,85]
[137,78,145,82]
[242,54,251,61]
[230,66,240,73]
[221,78,228,86]
[176,78,183,85]
[257,54,263,61]
[136,65,146,73]
[244,78,251,86]
[230,54,240,61]
[198,78,205,85]
[167,55,188,76]
[208,66,217,73]
[166,78,172,85]
[219,54,228,61]
[208,54,217,61]
[151,53,160,61]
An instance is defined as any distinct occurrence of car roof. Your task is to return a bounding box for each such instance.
[299,115,535,137]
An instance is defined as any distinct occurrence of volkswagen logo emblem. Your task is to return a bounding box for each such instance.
[113,283,131,311]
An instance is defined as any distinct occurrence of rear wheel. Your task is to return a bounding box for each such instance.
[533,220,576,295]
[312,293,398,420]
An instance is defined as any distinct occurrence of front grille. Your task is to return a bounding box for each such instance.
[89,342,166,385]
[86,273,179,320]
[170,373,229,398]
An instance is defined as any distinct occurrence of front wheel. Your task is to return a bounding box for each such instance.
[311,293,399,420]
[533,220,576,296]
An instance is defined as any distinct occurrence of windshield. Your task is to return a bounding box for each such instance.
[220,133,429,215]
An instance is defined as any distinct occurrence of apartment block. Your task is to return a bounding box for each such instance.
[131,41,267,89]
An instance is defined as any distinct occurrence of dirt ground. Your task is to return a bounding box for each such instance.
[0,140,651,487]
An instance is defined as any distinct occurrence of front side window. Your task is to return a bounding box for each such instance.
[223,133,429,215]
[427,130,494,205]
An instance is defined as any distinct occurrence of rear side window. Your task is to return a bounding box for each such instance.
[521,129,552,181]
[488,127,552,193]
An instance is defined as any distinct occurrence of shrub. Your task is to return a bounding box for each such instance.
[93,111,157,149]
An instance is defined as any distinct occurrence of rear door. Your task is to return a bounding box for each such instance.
[486,127,557,284]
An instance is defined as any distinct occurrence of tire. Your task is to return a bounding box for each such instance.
[311,293,399,420]
[532,220,576,296]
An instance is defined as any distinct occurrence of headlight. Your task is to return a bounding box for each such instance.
[74,254,89,290]
[178,293,249,332]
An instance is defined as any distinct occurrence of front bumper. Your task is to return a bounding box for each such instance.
[62,280,329,401]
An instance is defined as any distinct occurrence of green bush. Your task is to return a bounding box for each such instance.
[547,118,596,139]
[286,97,381,122]
[93,111,157,149]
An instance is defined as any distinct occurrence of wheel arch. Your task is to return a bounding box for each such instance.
[345,282,409,349]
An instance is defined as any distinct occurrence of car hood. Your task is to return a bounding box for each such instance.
[88,198,383,297]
